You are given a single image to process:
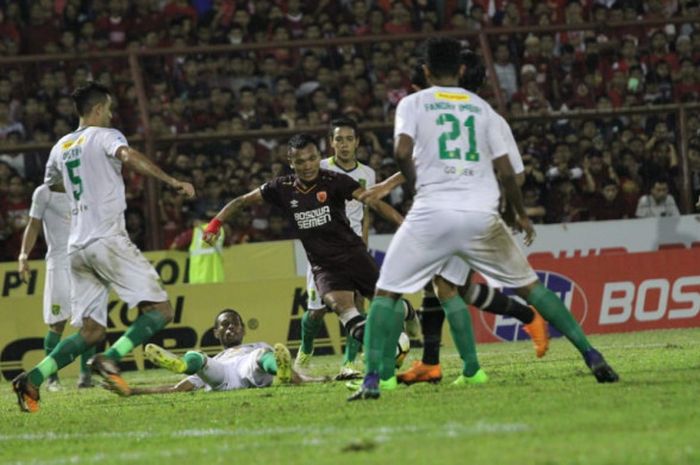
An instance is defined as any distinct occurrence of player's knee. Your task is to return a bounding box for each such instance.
[309,309,325,321]
[432,276,458,301]
[80,324,106,346]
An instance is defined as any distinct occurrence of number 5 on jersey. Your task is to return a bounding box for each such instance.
[66,159,83,201]
[436,113,480,162]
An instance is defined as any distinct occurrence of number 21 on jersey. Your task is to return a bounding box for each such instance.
[436,113,480,162]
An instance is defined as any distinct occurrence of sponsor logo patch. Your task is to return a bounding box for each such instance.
[435,92,469,102]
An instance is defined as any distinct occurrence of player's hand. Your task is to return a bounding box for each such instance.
[173,180,195,198]
[358,183,393,202]
[18,254,30,283]
[203,218,223,245]
[517,216,536,246]
[696,195,700,209]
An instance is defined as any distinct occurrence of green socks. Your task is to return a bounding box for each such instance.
[300,311,322,355]
[380,300,406,381]
[28,333,90,386]
[441,295,481,377]
[258,351,278,375]
[343,335,361,365]
[80,346,97,374]
[105,311,168,362]
[182,351,206,375]
[527,283,592,355]
[363,296,396,374]
[44,331,61,355]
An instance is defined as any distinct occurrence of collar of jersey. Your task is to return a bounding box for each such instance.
[329,156,359,173]
[294,178,317,193]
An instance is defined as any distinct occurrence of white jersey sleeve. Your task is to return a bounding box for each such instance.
[44,146,63,186]
[394,96,418,140]
[320,157,376,236]
[486,106,508,161]
[29,185,50,221]
[98,128,129,157]
[495,113,523,174]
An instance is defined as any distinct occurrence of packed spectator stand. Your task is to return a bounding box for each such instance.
[2,0,700,260]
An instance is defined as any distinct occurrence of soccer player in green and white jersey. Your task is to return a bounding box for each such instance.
[18,183,97,390]
[12,82,195,413]
[350,38,618,401]
[296,117,384,379]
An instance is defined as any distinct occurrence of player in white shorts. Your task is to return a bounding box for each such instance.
[18,183,96,390]
[102,309,317,396]
[297,117,379,376]
[350,38,618,401]
[12,81,195,413]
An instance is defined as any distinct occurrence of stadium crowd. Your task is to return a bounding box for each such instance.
[2,0,700,259]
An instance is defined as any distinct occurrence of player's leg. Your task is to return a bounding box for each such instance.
[398,285,444,384]
[296,267,325,368]
[515,281,618,382]
[463,282,549,358]
[87,236,173,392]
[350,208,453,401]
[45,321,65,391]
[432,275,487,385]
[342,292,365,366]
[42,266,69,391]
[13,251,109,412]
[465,213,617,382]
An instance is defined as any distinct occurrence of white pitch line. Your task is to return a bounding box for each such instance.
[0,421,529,445]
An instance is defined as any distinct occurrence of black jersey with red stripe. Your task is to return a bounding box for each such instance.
[260,169,366,268]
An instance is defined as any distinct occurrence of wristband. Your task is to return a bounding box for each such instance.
[204,218,223,235]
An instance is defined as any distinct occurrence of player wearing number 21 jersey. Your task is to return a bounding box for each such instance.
[350,38,618,401]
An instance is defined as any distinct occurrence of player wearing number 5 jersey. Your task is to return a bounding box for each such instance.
[12,82,195,413]
[350,38,618,401]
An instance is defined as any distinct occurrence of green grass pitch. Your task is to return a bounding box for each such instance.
[1,328,699,465]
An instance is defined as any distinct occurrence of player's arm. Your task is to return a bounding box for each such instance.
[18,217,42,283]
[493,155,535,246]
[203,188,264,244]
[352,188,403,226]
[394,134,416,193]
[358,172,406,202]
[361,206,370,245]
[115,146,195,198]
[110,379,196,396]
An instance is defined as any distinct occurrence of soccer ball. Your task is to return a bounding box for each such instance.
[395,332,410,368]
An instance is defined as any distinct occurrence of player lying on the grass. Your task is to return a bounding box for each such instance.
[102,309,318,395]
[350,37,618,401]
[12,82,195,413]
[18,182,96,390]
[203,134,412,385]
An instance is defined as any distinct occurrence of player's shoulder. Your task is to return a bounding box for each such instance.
[319,168,350,182]
[31,184,50,201]
[356,161,376,176]
[267,174,295,188]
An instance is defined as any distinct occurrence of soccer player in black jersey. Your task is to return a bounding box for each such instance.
[203,134,404,352]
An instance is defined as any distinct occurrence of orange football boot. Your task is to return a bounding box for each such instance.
[523,306,550,358]
[12,373,40,413]
[397,361,442,385]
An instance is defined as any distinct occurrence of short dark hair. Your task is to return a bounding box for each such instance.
[71,81,111,117]
[424,37,462,79]
[410,62,428,90]
[214,308,244,328]
[329,117,358,137]
[458,48,486,91]
[288,133,318,153]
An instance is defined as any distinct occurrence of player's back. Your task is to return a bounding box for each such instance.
[46,126,129,251]
[30,184,71,269]
[395,86,508,214]
[320,157,376,236]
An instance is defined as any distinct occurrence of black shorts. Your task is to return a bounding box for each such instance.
[311,248,379,300]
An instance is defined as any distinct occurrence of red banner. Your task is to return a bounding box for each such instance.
[471,247,700,343]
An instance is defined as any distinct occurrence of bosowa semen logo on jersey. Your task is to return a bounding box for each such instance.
[478,270,588,342]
